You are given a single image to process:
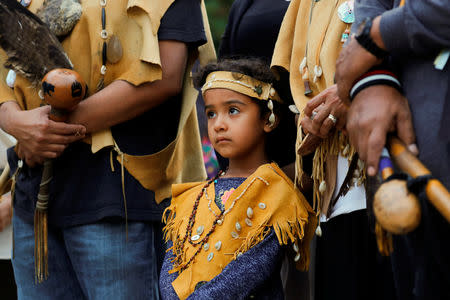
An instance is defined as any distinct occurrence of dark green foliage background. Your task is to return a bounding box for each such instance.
[205,0,234,50]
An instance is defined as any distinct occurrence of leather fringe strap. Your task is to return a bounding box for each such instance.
[110,142,128,239]
[34,160,52,283]
[9,160,22,260]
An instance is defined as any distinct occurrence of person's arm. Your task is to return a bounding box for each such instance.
[335,1,428,176]
[334,0,396,104]
[354,0,450,55]
[187,231,283,300]
[69,0,204,133]
[377,0,450,56]
[67,40,188,133]
[337,0,450,102]
[0,193,12,232]
[353,0,394,28]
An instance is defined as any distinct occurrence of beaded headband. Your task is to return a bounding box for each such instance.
[201,71,283,103]
[201,71,282,127]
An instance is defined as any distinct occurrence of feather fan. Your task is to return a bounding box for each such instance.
[0,0,72,86]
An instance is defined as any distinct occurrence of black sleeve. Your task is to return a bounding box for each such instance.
[158,0,207,47]
[217,0,244,58]
[218,22,231,58]
[218,2,237,58]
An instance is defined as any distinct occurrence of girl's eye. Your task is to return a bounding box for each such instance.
[206,111,216,119]
[229,107,239,115]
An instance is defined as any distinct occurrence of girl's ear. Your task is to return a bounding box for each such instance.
[263,112,279,133]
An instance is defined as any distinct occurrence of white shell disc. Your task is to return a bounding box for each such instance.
[6,70,16,88]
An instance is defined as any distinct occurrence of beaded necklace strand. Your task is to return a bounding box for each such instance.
[97,0,108,91]
[173,171,271,272]
[173,171,225,272]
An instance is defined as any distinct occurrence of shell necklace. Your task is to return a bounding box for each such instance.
[299,0,340,94]
[173,171,225,272]
[96,0,123,91]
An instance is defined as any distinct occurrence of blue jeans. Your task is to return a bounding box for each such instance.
[12,213,165,300]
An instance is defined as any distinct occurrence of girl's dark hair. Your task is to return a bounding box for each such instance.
[194,58,296,167]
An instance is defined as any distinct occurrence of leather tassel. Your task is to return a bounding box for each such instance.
[302,66,313,96]
[10,159,23,260]
[34,160,52,283]
[375,221,393,256]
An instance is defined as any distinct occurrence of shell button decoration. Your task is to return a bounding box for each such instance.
[207,252,214,262]
[246,207,253,218]
[214,241,222,251]
[196,225,205,235]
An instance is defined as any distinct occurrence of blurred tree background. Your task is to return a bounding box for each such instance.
[205,0,234,50]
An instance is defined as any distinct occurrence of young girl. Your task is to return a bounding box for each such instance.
[160,59,316,300]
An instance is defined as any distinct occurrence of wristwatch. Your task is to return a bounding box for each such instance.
[355,17,388,59]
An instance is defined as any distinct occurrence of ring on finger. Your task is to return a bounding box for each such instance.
[327,113,337,125]
[75,130,81,137]
[311,111,318,120]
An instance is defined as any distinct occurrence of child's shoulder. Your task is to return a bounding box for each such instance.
[169,163,300,209]
[252,163,296,191]
[171,181,206,203]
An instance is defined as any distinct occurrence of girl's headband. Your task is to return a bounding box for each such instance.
[201,71,283,103]
[201,71,282,127]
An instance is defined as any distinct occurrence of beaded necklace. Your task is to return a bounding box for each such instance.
[299,0,340,94]
[97,0,108,91]
[205,175,269,224]
[95,0,123,91]
[173,170,225,272]
[173,171,271,272]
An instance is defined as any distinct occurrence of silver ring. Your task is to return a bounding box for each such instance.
[327,114,337,124]
[311,111,318,120]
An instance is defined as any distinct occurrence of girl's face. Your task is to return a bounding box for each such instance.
[204,88,272,163]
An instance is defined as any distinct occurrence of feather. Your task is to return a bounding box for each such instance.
[0,0,72,86]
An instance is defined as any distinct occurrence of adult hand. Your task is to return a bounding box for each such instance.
[0,193,12,232]
[335,37,381,104]
[336,16,386,103]
[346,85,418,176]
[301,84,348,138]
[6,104,86,167]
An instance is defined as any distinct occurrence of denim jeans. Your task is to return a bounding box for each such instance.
[12,213,166,300]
